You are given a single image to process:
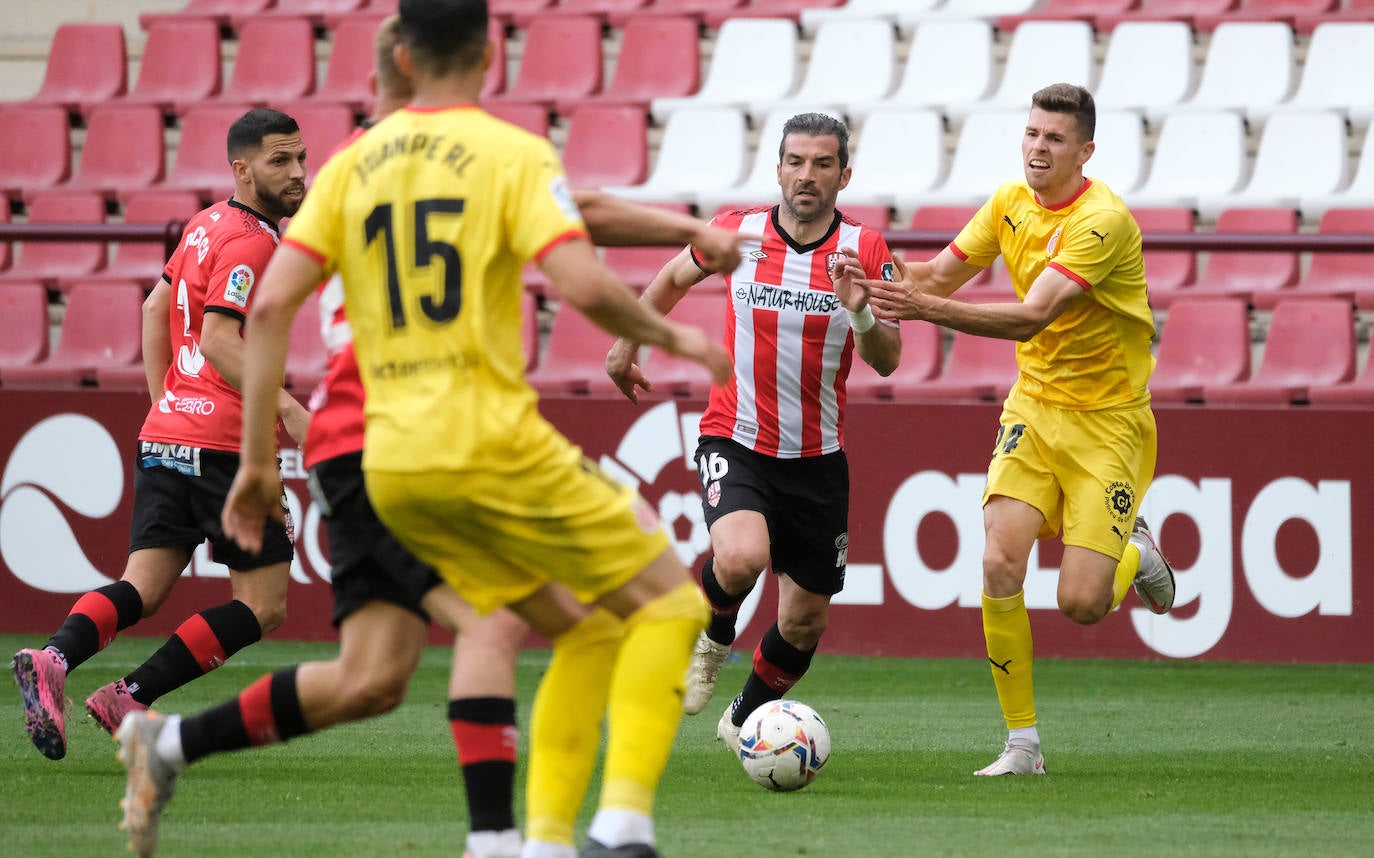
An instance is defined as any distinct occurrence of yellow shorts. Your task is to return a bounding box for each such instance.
[982,389,1157,559]
[365,430,670,615]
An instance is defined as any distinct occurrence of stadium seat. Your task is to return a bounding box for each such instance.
[613,0,742,28]
[603,107,747,204]
[1093,22,1194,117]
[999,0,1139,31]
[1095,0,1238,31]
[1127,111,1247,212]
[521,0,650,26]
[562,106,648,189]
[1251,23,1374,128]
[713,0,845,29]
[0,192,107,288]
[597,203,694,291]
[1296,0,1374,32]
[1089,110,1148,195]
[527,303,623,396]
[1300,122,1374,217]
[838,204,892,232]
[485,102,551,137]
[1133,207,1198,307]
[120,20,222,115]
[650,19,798,122]
[164,105,253,201]
[846,18,994,119]
[280,103,358,167]
[902,111,1026,209]
[491,0,556,26]
[1307,340,1374,405]
[1273,208,1374,309]
[0,199,10,271]
[556,16,699,114]
[0,282,143,389]
[837,109,945,209]
[96,191,201,284]
[894,331,1018,403]
[25,23,127,115]
[748,18,896,121]
[284,293,327,392]
[1197,111,1346,220]
[696,107,847,213]
[215,19,316,107]
[63,105,166,200]
[140,0,273,31]
[845,321,941,401]
[483,18,507,99]
[1148,297,1251,403]
[907,206,992,287]
[313,15,385,114]
[638,292,728,397]
[487,16,601,109]
[900,0,1039,32]
[1175,22,1294,121]
[1193,0,1339,32]
[0,283,51,375]
[800,0,944,36]
[233,0,368,29]
[1190,208,1300,306]
[0,106,71,201]
[947,20,1095,119]
[1204,297,1355,404]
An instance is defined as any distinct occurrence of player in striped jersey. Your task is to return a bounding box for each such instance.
[607,113,903,752]
[846,83,1176,776]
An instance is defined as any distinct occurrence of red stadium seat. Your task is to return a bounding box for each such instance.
[707,0,843,28]
[1296,0,1374,32]
[555,16,700,113]
[0,283,51,375]
[1134,207,1197,308]
[0,106,71,201]
[0,192,107,289]
[141,0,273,31]
[1266,208,1374,309]
[485,102,551,137]
[1149,297,1251,403]
[235,0,368,29]
[520,0,650,26]
[639,291,729,397]
[483,19,508,99]
[26,23,127,114]
[527,304,623,396]
[279,103,358,167]
[64,106,166,199]
[492,0,556,26]
[0,198,11,271]
[96,191,202,284]
[562,106,648,189]
[0,282,143,388]
[614,0,743,28]
[1194,0,1338,31]
[1001,0,1139,31]
[1194,208,1300,305]
[1203,298,1355,404]
[1096,0,1238,30]
[314,15,385,113]
[841,205,893,232]
[1308,336,1374,404]
[600,203,694,290]
[845,321,941,401]
[164,105,253,201]
[488,16,602,109]
[215,19,316,107]
[908,207,991,287]
[120,21,222,114]
[895,331,1018,403]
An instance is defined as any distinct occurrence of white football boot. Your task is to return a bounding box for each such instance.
[683,632,730,715]
[716,702,742,754]
[1130,516,1176,614]
[974,737,1045,776]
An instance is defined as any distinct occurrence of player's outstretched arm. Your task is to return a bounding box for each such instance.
[141,279,173,404]
[571,189,752,274]
[604,247,711,404]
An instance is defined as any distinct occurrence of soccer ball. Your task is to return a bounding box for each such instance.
[737,699,830,792]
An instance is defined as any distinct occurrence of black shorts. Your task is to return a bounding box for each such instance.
[308,452,443,626]
[129,442,294,571]
[694,436,850,596]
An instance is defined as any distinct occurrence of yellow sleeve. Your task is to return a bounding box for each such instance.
[1046,207,1138,290]
[281,144,353,274]
[949,184,1009,268]
[503,136,588,263]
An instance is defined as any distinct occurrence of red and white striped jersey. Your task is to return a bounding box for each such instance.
[302,273,365,470]
[696,205,893,459]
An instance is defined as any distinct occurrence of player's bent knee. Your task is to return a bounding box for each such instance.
[338,671,411,718]
[711,549,768,593]
[1059,597,1109,626]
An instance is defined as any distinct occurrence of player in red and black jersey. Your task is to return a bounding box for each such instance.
[11,108,312,762]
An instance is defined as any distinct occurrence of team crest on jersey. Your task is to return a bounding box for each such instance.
[825,251,846,277]
[706,480,721,508]
[225,264,255,308]
[1046,226,1063,258]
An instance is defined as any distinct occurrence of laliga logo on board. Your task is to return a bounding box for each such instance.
[0,415,121,593]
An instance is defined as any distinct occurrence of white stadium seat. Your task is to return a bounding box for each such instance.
[695,106,846,213]
[1250,23,1374,129]
[1177,22,1294,122]
[846,18,993,119]
[900,110,1027,209]
[1088,109,1148,195]
[840,109,946,207]
[947,21,1095,120]
[1300,122,1374,219]
[1127,111,1246,212]
[1197,110,1346,220]
[650,19,798,123]
[603,107,747,204]
[1094,22,1194,117]
[750,18,897,121]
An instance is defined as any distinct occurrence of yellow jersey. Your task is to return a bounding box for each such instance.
[951,178,1155,410]
[283,105,588,473]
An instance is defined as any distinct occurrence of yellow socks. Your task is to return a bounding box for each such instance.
[982,590,1036,730]
[1111,542,1142,610]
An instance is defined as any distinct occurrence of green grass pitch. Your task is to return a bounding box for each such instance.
[2,634,1372,857]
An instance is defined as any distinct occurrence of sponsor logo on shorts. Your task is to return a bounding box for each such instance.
[707,480,721,508]
[139,441,203,476]
[1105,480,1135,524]
[224,264,255,308]
[834,532,849,568]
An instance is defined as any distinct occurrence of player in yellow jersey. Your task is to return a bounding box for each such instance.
[117,3,731,858]
[837,83,1176,776]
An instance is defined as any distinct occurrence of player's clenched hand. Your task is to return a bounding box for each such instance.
[830,247,870,313]
[606,337,652,405]
[222,461,286,554]
[665,322,732,387]
[691,228,762,274]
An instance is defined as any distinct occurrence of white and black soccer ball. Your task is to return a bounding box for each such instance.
[737,699,830,792]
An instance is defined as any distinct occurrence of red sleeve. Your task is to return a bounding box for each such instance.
[861,227,894,281]
[206,231,278,317]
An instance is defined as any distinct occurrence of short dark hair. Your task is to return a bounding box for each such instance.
[1031,83,1096,141]
[226,108,300,161]
[398,0,489,77]
[777,113,851,168]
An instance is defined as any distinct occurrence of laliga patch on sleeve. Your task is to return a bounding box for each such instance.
[548,174,581,223]
[224,264,256,308]
[881,262,894,281]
